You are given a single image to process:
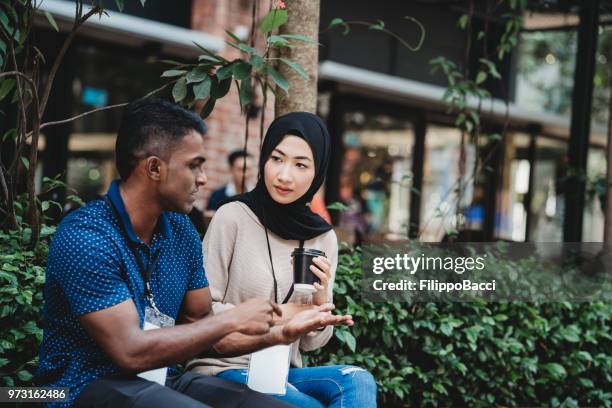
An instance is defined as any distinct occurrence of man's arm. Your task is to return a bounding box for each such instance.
[177,287,213,324]
[177,288,352,358]
[79,296,280,373]
[207,304,354,357]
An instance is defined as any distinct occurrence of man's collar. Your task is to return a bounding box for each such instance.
[106,180,172,246]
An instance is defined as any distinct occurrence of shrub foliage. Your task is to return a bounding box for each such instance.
[305,245,612,407]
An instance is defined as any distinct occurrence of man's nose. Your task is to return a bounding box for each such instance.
[197,170,207,187]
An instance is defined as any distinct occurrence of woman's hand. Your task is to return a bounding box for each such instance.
[274,303,315,324]
[277,303,353,344]
[310,256,332,306]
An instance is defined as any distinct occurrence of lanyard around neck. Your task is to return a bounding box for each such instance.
[104,195,160,309]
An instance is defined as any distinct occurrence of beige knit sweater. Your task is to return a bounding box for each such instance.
[188,201,338,376]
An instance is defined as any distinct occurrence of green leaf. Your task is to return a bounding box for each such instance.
[327,201,349,211]
[193,42,228,64]
[193,76,212,100]
[369,19,385,31]
[238,77,252,107]
[345,331,357,352]
[280,58,309,80]
[328,17,350,35]
[2,128,16,142]
[440,322,453,336]
[41,201,50,212]
[542,363,567,380]
[225,30,242,43]
[232,61,251,81]
[161,69,187,78]
[44,11,59,32]
[200,96,216,119]
[114,0,125,11]
[216,63,235,80]
[267,35,291,47]
[575,351,592,362]
[458,14,469,30]
[279,34,318,44]
[186,67,209,84]
[211,77,231,99]
[140,0,146,6]
[20,156,29,170]
[16,370,32,382]
[198,55,222,64]
[0,78,15,100]
[238,43,258,54]
[250,54,266,72]
[432,382,448,395]
[476,71,487,85]
[558,325,581,343]
[172,77,188,102]
[267,66,288,93]
[260,9,288,34]
[488,133,502,142]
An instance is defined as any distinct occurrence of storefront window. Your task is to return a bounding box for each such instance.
[496,132,531,241]
[583,147,606,242]
[420,125,476,242]
[529,137,567,242]
[337,112,414,240]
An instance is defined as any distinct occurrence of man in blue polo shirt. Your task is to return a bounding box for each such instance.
[36,98,300,407]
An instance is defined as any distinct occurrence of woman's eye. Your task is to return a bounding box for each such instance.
[296,163,308,169]
[270,155,282,162]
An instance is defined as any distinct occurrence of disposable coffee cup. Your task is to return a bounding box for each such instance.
[291,248,326,293]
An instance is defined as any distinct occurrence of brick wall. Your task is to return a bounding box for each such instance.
[191,0,276,207]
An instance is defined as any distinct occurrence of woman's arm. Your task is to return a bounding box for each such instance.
[202,205,239,314]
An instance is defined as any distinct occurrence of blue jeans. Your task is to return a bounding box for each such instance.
[217,365,377,408]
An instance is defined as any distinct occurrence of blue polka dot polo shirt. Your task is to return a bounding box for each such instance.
[36,180,208,407]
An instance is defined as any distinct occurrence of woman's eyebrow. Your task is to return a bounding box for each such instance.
[273,148,312,161]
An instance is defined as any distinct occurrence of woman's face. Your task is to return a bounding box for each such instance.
[264,135,316,204]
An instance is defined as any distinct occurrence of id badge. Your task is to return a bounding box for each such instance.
[246,344,291,395]
[137,306,175,385]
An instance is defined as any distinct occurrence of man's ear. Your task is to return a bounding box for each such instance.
[145,156,163,181]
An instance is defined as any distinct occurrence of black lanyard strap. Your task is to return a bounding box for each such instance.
[104,196,160,308]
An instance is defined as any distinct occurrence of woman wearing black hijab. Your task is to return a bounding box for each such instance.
[189,112,377,407]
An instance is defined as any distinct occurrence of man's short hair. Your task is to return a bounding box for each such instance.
[115,97,207,180]
[227,149,252,167]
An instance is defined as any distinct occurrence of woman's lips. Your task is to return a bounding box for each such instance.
[274,186,292,196]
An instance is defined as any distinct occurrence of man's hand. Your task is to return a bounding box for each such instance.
[277,303,353,344]
[224,298,282,335]
[274,303,316,323]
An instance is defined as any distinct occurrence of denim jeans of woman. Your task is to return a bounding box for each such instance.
[217,365,377,408]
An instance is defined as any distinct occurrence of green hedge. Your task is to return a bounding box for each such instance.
[304,245,612,407]
[0,225,53,386]
[2,227,611,408]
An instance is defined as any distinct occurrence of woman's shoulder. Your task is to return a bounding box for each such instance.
[313,227,338,251]
[214,201,262,227]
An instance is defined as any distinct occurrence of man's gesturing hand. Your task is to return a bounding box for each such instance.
[278,303,353,344]
[225,298,282,335]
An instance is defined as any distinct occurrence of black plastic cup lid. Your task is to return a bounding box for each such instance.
[291,248,326,257]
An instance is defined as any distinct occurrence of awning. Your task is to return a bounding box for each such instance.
[36,0,224,58]
[318,60,607,145]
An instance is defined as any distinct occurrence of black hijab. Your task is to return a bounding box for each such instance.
[228,112,333,241]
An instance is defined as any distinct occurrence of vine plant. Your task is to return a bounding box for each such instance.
[423,0,526,239]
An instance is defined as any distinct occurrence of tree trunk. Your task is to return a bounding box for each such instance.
[604,74,612,244]
[275,0,320,115]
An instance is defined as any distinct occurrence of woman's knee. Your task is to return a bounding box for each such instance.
[340,366,377,393]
